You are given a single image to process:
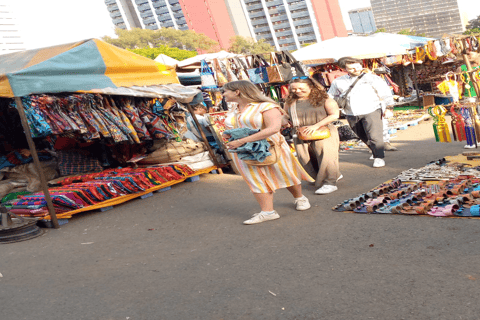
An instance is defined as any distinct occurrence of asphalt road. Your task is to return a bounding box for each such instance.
[2,118,480,320]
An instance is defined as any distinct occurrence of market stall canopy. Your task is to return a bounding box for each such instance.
[154,54,180,66]
[292,34,424,64]
[0,38,179,98]
[176,50,241,71]
[368,33,433,50]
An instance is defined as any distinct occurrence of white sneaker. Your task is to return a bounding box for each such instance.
[373,158,385,168]
[369,155,374,160]
[464,144,475,149]
[294,196,311,210]
[243,211,280,224]
[315,185,338,194]
[337,174,343,181]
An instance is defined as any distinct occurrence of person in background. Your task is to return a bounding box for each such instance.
[328,57,395,168]
[285,77,342,195]
[197,87,214,112]
[222,80,314,225]
[185,104,217,148]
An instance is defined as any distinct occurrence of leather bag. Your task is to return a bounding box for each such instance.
[282,50,309,78]
[243,141,281,166]
[213,58,228,87]
[247,55,269,84]
[266,52,284,83]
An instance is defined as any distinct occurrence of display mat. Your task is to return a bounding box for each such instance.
[332,154,480,219]
[41,166,217,221]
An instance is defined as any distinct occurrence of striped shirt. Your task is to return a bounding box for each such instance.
[225,102,313,194]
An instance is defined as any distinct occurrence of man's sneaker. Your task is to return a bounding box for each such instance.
[337,174,343,181]
[464,144,476,149]
[373,158,385,168]
[315,185,338,194]
[294,196,311,211]
[369,155,374,160]
[385,142,398,151]
[243,211,280,225]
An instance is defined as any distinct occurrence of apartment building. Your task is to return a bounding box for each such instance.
[370,0,463,38]
[104,0,347,50]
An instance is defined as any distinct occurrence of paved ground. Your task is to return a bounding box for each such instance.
[2,118,480,320]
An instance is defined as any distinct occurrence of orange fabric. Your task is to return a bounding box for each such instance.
[94,39,179,86]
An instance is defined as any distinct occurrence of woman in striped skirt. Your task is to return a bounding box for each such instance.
[222,80,314,225]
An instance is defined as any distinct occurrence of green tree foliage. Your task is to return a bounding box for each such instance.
[102,28,218,52]
[228,36,275,55]
[467,15,480,30]
[128,46,197,61]
[397,29,426,37]
[464,28,480,35]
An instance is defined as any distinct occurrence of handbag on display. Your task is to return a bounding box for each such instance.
[223,58,238,82]
[213,58,228,87]
[266,52,284,83]
[334,73,365,110]
[290,101,331,141]
[282,50,309,78]
[247,55,269,84]
[200,59,217,89]
[276,52,295,81]
[233,57,249,80]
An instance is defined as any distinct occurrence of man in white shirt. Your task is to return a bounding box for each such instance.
[328,57,394,168]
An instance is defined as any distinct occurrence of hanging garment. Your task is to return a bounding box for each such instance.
[12,97,53,138]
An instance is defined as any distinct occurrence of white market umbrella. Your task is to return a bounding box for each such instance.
[177,50,241,67]
[367,32,433,50]
[292,36,410,62]
[154,54,180,66]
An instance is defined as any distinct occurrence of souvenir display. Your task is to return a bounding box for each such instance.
[333,155,480,218]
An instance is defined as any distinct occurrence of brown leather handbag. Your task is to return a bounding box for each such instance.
[266,52,284,83]
[243,140,281,166]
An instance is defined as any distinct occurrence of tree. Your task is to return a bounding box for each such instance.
[128,46,197,61]
[397,29,426,37]
[102,28,218,52]
[228,36,274,55]
[464,28,480,35]
[467,15,480,30]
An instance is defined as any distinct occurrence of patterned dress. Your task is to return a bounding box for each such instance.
[225,102,313,194]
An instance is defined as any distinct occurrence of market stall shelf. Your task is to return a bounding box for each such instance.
[37,166,217,223]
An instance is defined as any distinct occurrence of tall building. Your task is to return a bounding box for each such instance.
[239,0,347,51]
[0,1,25,55]
[104,0,347,51]
[370,0,463,38]
[349,7,376,34]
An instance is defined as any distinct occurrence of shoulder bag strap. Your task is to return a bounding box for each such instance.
[289,101,300,128]
[341,73,366,98]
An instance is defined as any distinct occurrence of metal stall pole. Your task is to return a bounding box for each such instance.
[185,103,224,174]
[15,97,59,228]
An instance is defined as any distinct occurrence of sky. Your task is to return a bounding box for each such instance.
[9,0,480,51]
